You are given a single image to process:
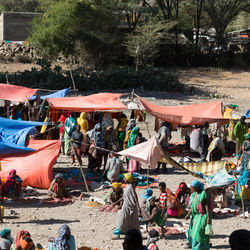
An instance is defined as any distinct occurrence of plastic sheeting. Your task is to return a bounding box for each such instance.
[138,96,226,125]
[0,117,44,156]
[48,93,128,112]
[0,140,60,189]
[118,136,165,168]
[29,88,69,100]
[0,83,37,102]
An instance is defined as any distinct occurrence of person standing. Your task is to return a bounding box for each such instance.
[188,180,212,250]
[233,116,248,159]
[113,173,141,239]
[71,125,83,166]
[155,121,171,173]
[199,122,210,162]
[64,113,77,155]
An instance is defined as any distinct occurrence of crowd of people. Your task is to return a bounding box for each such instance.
[1,106,250,250]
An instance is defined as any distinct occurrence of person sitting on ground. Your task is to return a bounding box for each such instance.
[155,121,171,173]
[71,125,83,166]
[0,228,13,250]
[206,131,226,161]
[175,182,191,208]
[48,173,69,199]
[49,224,76,250]
[146,230,160,250]
[105,150,124,183]
[122,229,147,250]
[109,182,123,211]
[140,188,153,208]
[141,196,165,229]
[15,230,34,250]
[3,169,22,198]
[229,229,250,250]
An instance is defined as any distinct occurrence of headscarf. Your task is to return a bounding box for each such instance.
[0,228,11,239]
[53,224,71,250]
[190,180,204,191]
[4,170,17,194]
[126,126,140,148]
[175,182,188,199]
[102,112,114,131]
[112,182,122,189]
[123,173,136,183]
[146,196,156,214]
[244,133,250,140]
[77,112,89,133]
[126,119,136,133]
[92,123,105,148]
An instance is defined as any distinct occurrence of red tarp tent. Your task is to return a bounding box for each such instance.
[48,93,128,112]
[138,96,226,125]
[0,140,60,189]
[0,83,37,102]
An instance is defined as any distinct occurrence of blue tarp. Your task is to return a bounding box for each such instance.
[30,88,69,100]
[0,117,44,156]
[246,109,250,118]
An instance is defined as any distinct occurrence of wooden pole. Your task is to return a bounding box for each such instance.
[147,164,150,189]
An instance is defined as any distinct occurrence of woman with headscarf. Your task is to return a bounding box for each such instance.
[64,113,77,155]
[3,169,22,198]
[235,133,250,195]
[206,132,225,162]
[113,173,141,239]
[49,224,76,250]
[101,112,114,132]
[87,123,105,172]
[116,113,128,150]
[77,112,89,134]
[58,112,68,155]
[188,180,212,250]
[15,230,34,250]
[123,119,136,149]
[48,173,68,199]
[126,127,141,173]
[175,182,190,207]
[0,228,13,250]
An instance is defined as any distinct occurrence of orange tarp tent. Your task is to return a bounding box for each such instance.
[0,83,37,102]
[138,96,226,125]
[0,140,60,189]
[48,93,128,112]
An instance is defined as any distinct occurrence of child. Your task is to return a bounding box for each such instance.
[146,230,160,250]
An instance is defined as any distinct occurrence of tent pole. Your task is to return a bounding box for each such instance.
[147,165,150,189]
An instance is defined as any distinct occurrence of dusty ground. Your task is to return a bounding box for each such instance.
[0,64,250,250]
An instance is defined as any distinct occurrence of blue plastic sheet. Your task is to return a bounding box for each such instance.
[0,117,44,156]
[246,109,250,118]
[29,88,69,100]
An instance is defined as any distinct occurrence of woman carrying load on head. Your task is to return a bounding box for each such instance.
[187,180,212,250]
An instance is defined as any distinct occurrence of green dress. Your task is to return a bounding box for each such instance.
[190,190,211,250]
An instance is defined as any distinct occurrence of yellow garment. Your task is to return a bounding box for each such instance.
[77,112,89,134]
[117,117,128,131]
[112,182,122,189]
[123,130,131,149]
[123,173,136,183]
[41,117,48,133]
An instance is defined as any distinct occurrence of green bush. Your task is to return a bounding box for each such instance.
[0,63,183,92]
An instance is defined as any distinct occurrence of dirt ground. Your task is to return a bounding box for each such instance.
[0,64,250,250]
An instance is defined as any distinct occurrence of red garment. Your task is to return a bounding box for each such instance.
[15,230,31,250]
[175,182,188,199]
[159,192,167,210]
[58,113,67,134]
